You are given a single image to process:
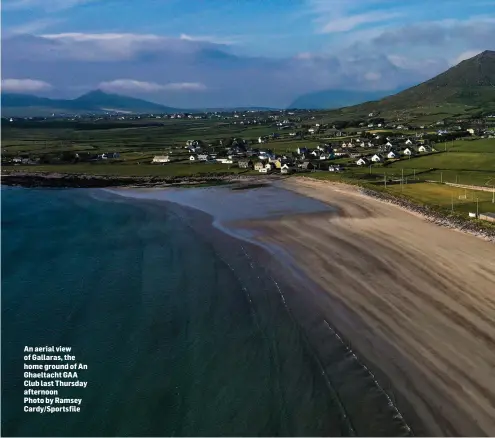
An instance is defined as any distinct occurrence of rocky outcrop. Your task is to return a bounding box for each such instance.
[1,171,274,188]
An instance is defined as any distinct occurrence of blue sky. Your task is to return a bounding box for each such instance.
[2,0,495,107]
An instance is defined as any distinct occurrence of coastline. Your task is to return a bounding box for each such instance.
[10,178,495,435]
[105,186,417,436]
[106,179,495,435]
[244,178,495,436]
[0,170,282,189]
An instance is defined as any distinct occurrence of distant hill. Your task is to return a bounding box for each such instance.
[339,50,495,115]
[288,87,407,110]
[1,90,184,117]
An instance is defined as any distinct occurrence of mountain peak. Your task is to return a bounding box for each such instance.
[478,50,495,58]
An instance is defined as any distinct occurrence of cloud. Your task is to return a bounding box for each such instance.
[99,79,206,93]
[2,0,97,11]
[366,18,495,49]
[179,34,240,45]
[308,0,403,33]
[321,11,401,33]
[364,72,382,81]
[0,30,451,107]
[3,18,62,36]
[25,32,227,61]
[1,78,52,92]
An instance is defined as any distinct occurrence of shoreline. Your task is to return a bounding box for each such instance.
[297,176,495,243]
[103,186,417,436]
[0,170,283,189]
[3,170,493,242]
[10,179,495,435]
[249,178,495,436]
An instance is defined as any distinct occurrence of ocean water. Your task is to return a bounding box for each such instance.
[2,186,413,437]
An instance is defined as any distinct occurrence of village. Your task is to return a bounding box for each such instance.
[148,122,491,176]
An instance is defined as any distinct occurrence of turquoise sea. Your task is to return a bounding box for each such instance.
[2,186,414,437]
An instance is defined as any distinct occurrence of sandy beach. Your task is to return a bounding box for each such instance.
[238,178,495,436]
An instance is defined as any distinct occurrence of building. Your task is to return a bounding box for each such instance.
[197,154,210,161]
[238,159,253,169]
[254,162,265,171]
[371,154,383,162]
[280,163,294,174]
[152,155,170,163]
[301,161,315,171]
[403,148,415,156]
[387,151,398,159]
[328,165,342,172]
[418,145,430,153]
[356,158,369,166]
[259,163,274,173]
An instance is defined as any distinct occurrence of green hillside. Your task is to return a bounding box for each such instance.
[324,50,495,120]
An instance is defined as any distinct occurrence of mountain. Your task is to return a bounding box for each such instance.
[71,90,178,113]
[340,50,495,114]
[288,87,407,110]
[1,90,184,117]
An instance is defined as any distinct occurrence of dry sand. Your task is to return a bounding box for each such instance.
[243,178,495,436]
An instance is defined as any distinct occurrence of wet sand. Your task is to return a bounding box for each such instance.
[239,178,495,436]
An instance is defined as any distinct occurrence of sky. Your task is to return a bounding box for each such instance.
[2,0,495,108]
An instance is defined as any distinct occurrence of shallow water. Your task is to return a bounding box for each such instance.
[2,186,412,436]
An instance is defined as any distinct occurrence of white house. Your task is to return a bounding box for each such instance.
[403,148,414,156]
[356,158,369,166]
[280,163,294,174]
[467,128,475,135]
[152,155,171,163]
[189,155,197,161]
[328,165,342,172]
[259,163,274,173]
[197,154,210,161]
[385,141,393,148]
[405,139,413,145]
[371,154,383,163]
[418,145,430,153]
[387,151,398,159]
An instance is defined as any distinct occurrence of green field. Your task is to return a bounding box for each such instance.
[384,182,495,214]
[448,138,495,153]
[387,151,495,171]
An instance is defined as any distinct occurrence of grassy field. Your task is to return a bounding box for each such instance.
[448,138,495,153]
[384,182,495,214]
[387,151,495,171]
